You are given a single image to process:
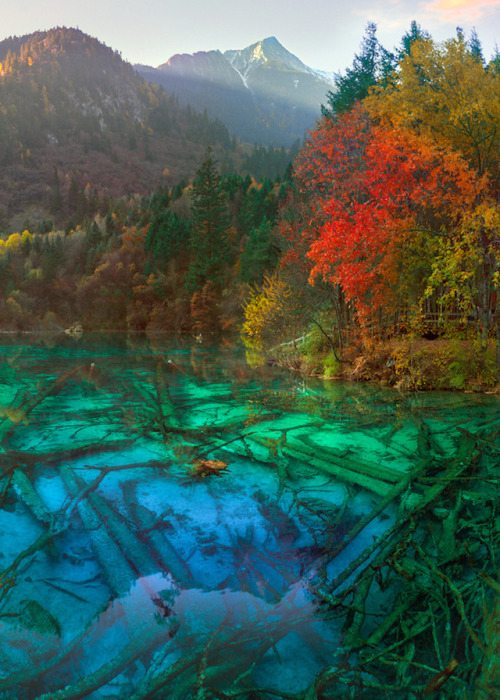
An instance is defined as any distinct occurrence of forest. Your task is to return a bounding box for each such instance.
[243,22,500,390]
[0,154,288,335]
[1,22,500,390]
[0,27,284,215]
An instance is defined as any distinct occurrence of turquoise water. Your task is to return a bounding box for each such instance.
[0,333,498,699]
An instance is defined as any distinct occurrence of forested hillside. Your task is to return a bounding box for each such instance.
[0,27,250,224]
[1,22,499,391]
[243,23,500,389]
[0,149,288,334]
[0,28,298,340]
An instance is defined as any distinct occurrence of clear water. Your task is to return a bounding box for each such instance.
[0,333,498,699]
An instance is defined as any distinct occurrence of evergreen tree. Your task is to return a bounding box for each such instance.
[469,27,485,64]
[145,210,191,267]
[239,221,277,285]
[186,148,230,293]
[398,20,431,59]
[322,23,395,117]
[84,221,102,248]
[489,44,500,74]
[40,235,66,278]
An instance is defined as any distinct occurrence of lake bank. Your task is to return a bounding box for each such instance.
[264,336,500,393]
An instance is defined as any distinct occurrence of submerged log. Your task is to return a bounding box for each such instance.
[59,464,196,595]
[82,487,160,578]
[283,443,395,496]
[58,465,139,596]
[35,620,176,700]
[10,467,53,524]
[126,499,194,588]
[295,434,406,482]
[476,576,500,699]
[325,449,479,596]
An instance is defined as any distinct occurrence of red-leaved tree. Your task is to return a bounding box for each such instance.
[292,106,483,326]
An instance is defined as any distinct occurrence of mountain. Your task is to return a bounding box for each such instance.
[0,27,234,224]
[137,37,334,147]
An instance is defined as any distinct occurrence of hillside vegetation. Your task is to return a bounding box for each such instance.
[243,23,500,390]
[0,152,288,335]
[1,23,499,391]
[0,27,259,223]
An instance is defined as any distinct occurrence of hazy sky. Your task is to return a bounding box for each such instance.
[3,0,500,72]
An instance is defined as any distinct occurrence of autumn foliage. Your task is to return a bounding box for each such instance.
[241,27,500,366]
[365,34,500,181]
[290,106,482,322]
[0,23,499,375]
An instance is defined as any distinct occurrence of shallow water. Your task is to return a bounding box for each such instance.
[0,333,498,699]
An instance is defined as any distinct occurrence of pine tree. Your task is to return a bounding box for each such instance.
[469,27,485,64]
[186,147,230,293]
[145,210,190,268]
[322,23,395,117]
[398,20,431,59]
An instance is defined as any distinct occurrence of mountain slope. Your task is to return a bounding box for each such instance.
[138,49,258,144]
[0,27,233,221]
[137,37,334,147]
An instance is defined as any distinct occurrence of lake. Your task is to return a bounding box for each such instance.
[0,333,498,699]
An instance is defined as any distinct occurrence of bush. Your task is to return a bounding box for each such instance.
[323,351,340,379]
[392,337,498,391]
[435,338,497,390]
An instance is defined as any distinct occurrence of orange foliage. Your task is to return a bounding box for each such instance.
[293,107,482,321]
[190,281,221,334]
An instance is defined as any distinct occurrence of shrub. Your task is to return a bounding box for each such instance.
[323,351,340,379]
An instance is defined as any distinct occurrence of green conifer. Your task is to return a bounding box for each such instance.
[186,147,230,293]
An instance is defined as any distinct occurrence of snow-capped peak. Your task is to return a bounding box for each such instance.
[224,37,334,86]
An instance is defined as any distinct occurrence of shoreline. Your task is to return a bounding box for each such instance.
[264,336,500,394]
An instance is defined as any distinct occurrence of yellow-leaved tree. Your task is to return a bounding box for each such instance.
[242,273,294,348]
[424,200,500,345]
[365,34,500,180]
[0,229,32,256]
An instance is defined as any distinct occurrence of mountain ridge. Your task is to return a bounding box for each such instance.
[0,27,237,225]
[0,27,324,227]
[223,36,331,84]
[137,36,334,146]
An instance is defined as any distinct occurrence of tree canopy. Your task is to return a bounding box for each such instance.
[243,23,500,380]
[365,33,500,182]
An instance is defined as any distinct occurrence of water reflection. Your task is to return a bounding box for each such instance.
[0,332,498,699]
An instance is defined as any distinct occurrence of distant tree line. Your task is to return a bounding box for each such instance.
[0,148,291,334]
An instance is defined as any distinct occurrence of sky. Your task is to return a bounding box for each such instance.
[2,0,500,73]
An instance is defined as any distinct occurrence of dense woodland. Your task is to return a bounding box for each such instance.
[0,152,288,334]
[0,27,295,218]
[0,28,295,335]
[244,22,500,389]
[1,23,500,389]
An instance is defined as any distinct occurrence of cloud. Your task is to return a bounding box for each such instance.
[426,0,500,20]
